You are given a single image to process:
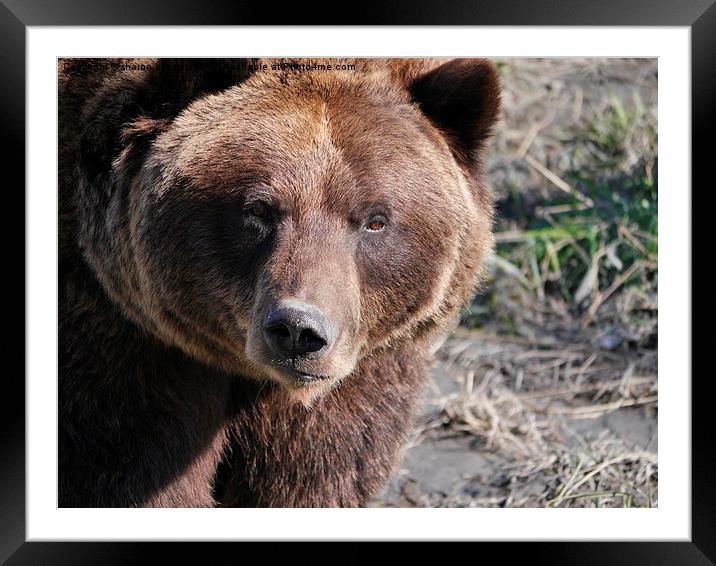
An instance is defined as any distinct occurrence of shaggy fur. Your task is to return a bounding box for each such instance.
[58,58,500,507]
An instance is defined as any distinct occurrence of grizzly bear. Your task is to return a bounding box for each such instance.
[58,58,500,507]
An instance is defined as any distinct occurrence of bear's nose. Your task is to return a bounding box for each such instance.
[263,300,334,358]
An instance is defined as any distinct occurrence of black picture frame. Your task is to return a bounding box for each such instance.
[5,1,713,563]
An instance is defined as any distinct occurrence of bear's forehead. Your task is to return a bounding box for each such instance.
[153,75,460,207]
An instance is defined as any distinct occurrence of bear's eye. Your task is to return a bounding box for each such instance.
[364,216,387,233]
[249,201,270,219]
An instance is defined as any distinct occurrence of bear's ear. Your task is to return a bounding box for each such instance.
[122,58,258,140]
[408,58,501,170]
[80,59,257,179]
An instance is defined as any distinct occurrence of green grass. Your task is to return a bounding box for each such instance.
[463,93,657,328]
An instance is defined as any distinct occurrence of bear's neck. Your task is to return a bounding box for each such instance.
[59,258,234,506]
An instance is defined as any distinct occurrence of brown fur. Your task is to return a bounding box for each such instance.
[58,58,500,507]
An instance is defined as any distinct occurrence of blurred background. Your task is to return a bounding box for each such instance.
[373,58,658,508]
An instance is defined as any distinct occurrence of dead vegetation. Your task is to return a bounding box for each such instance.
[420,330,656,508]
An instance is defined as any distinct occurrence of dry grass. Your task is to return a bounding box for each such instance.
[422,330,657,508]
[374,328,658,508]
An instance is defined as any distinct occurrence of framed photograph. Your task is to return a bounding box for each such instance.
[7,0,713,562]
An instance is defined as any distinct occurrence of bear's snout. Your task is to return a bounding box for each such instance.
[263,300,336,362]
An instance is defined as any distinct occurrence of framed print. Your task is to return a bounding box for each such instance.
[5,0,714,563]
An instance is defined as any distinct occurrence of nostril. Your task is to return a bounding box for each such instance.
[267,323,291,339]
[297,328,328,354]
[264,320,293,353]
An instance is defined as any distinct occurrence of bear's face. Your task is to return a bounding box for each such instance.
[81,60,499,402]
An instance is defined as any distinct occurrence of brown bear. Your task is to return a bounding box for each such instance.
[58,58,500,507]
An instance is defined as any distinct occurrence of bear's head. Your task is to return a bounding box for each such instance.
[71,58,500,403]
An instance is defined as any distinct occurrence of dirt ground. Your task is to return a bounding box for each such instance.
[370,58,658,508]
[371,331,657,508]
